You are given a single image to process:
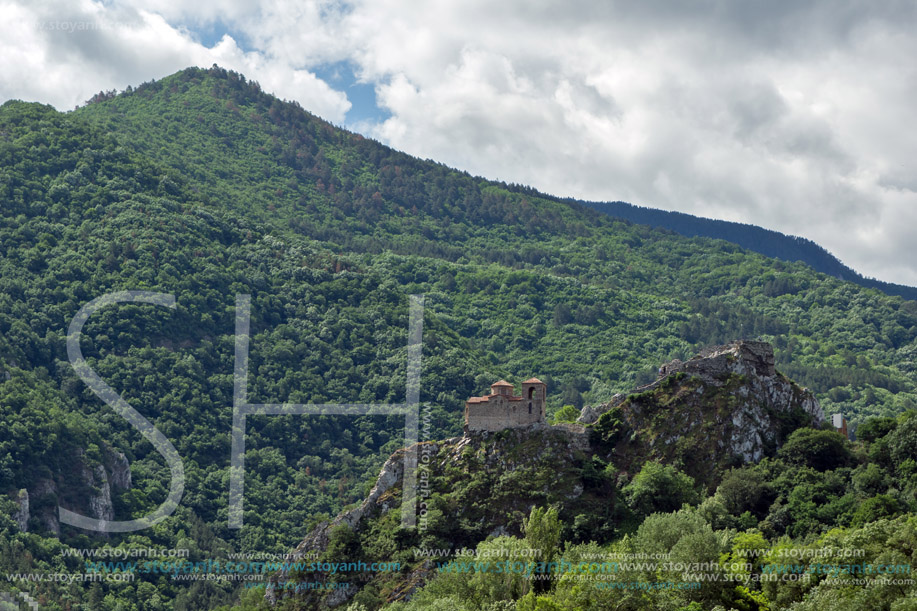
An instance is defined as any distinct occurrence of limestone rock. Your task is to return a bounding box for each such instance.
[32,478,60,535]
[591,340,824,486]
[269,426,588,608]
[267,340,819,608]
[87,464,114,523]
[578,394,625,424]
[267,440,457,607]
[9,444,132,537]
[108,452,132,491]
[578,405,600,425]
[14,489,28,532]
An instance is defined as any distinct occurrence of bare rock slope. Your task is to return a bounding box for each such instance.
[585,340,824,486]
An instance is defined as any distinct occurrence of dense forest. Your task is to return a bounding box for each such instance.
[1,65,917,609]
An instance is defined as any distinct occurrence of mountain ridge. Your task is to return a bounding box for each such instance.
[76,66,913,303]
[581,199,917,300]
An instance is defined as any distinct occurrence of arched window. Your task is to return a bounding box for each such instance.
[528,387,536,399]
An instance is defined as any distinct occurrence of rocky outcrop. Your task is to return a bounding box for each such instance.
[86,464,114,523]
[269,424,593,608]
[7,446,132,535]
[31,479,60,535]
[108,452,132,491]
[581,341,803,424]
[654,340,777,387]
[269,342,819,607]
[267,439,455,607]
[578,394,624,425]
[588,340,824,486]
[14,489,28,532]
[286,442,436,562]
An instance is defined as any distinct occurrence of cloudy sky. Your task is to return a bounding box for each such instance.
[3,1,916,286]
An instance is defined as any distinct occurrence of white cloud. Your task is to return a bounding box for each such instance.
[0,0,349,121]
[2,0,916,285]
[335,0,917,285]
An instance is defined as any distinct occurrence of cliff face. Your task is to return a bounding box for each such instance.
[585,340,823,487]
[8,447,131,535]
[268,424,597,608]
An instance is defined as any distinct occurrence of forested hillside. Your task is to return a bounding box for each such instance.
[71,68,917,424]
[1,65,917,609]
[583,200,917,300]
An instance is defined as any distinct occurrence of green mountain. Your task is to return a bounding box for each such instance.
[72,68,917,419]
[583,200,917,300]
[1,65,917,610]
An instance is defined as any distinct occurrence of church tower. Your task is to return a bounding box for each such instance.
[521,377,547,423]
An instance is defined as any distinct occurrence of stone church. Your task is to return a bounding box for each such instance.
[464,378,546,432]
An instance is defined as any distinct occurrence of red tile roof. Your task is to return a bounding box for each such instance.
[467,378,543,404]
[467,395,524,403]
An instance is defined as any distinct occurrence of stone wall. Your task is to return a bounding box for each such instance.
[649,340,776,391]
[465,395,544,432]
[464,380,548,432]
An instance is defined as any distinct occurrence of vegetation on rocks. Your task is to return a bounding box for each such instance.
[2,66,917,609]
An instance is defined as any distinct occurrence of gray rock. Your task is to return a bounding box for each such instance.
[14,489,28,532]
[88,464,114,523]
[577,405,600,425]
[577,393,624,424]
[613,340,823,467]
[32,478,60,535]
[108,451,132,491]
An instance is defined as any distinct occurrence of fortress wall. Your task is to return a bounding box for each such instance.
[465,402,543,431]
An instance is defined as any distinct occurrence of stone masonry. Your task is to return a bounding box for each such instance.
[464,378,547,432]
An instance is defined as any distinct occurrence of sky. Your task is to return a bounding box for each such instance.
[2,1,917,286]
